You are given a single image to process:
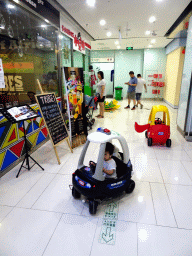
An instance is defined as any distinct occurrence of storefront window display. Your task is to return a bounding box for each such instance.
[0,0,59,107]
[60,33,72,68]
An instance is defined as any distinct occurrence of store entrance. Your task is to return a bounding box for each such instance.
[92,63,114,98]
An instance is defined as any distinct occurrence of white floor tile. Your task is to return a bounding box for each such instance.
[166,184,192,229]
[0,205,13,222]
[32,174,84,214]
[17,173,56,208]
[0,171,44,206]
[58,154,80,175]
[43,214,98,256]
[155,149,191,161]
[134,157,163,183]
[182,161,192,180]
[90,219,137,256]
[0,208,62,256]
[138,224,192,256]
[158,160,192,185]
[118,181,156,224]
[150,183,177,227]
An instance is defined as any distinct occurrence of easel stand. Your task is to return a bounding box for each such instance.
[16,121,44,178]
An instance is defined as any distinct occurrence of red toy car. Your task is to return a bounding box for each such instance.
[135,105,171,147]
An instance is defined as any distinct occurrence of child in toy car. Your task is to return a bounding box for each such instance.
[89,142,117,179]
[71,128,135,214]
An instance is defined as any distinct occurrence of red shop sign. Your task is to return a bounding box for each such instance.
[61,25,91,52]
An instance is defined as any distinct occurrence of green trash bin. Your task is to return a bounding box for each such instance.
[115,87,123,100]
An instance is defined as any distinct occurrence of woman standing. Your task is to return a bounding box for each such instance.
[96,71,106,118]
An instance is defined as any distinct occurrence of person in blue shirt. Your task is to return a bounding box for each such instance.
[124,71,137,110]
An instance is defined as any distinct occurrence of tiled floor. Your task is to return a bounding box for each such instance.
[0,100,192,256]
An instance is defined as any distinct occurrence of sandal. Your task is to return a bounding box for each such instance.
[97,115,104,118]
[96,114,101,117]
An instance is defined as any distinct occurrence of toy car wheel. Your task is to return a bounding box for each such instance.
[89,200,98,215]
[148,138,152,146]
[72,187,81,199]
[145,131,148,138]
[125,180,135,194]
[166,139,171,148]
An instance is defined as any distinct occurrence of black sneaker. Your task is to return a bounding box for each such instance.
[124,105,130,109]
[131,106,136,110]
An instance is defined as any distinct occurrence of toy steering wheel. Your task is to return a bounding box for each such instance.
[155,118,162,125]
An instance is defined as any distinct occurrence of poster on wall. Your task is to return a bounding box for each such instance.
[62,67,87,149]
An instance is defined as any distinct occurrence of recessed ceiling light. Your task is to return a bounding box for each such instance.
[107,32,112,37]
[156,0,162,2]
[115,41,119,45]
[117,45,121,49]
[0,26,5,30]
[100,20,106,26]
[145,30,150,35]
[41,25,46,28]
[7,4,15,8]
[39,44,43,47]
[149,16,156,23]
[151,39,156,44]
[149,45,152,48]
[86,0,95,7]
[13,0,19,3]
[45,19,49,23]
[58,35,63,39]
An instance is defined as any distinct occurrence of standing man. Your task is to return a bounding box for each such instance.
[124,71,137,110]
[136,74,147,109]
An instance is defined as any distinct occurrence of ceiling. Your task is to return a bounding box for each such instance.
[57,0,191,49]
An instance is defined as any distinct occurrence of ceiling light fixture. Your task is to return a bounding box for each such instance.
[0,26,5,30]
[86,0,95,7]
[13,0,19,3]
[107,32,112,37]
[115,41,119,45]
[100,20,106,26]
[45,19,49,23]
[149,16,156,23]
[58,35,63,39]
[7,4,15,8]
[145,30,150,35]
[41,25,46,28]
[151,39,156,44]
[117,45,121,49]
[156,0,162,2]
[149,45,152,48]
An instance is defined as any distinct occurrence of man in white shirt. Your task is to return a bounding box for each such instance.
[136,74,147,109]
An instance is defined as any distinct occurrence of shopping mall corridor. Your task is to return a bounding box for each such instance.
[0,100,192,256]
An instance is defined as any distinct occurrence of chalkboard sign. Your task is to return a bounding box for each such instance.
[35,93,68,145]
[76,117,84,135]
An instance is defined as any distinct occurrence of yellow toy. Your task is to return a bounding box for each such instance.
[104,99,120,111]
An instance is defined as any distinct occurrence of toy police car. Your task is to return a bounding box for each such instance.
[72,128,135,214]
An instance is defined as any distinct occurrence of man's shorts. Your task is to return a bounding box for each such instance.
[127,91,136,100]
[136,93,142,101]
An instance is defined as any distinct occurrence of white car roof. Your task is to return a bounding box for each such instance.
[88,130,121,143]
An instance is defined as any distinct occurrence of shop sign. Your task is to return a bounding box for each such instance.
[19,0,60,27]
[61,25,91,54]
[91,58,114,63]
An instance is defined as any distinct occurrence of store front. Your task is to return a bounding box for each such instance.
[0,0,60,176]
